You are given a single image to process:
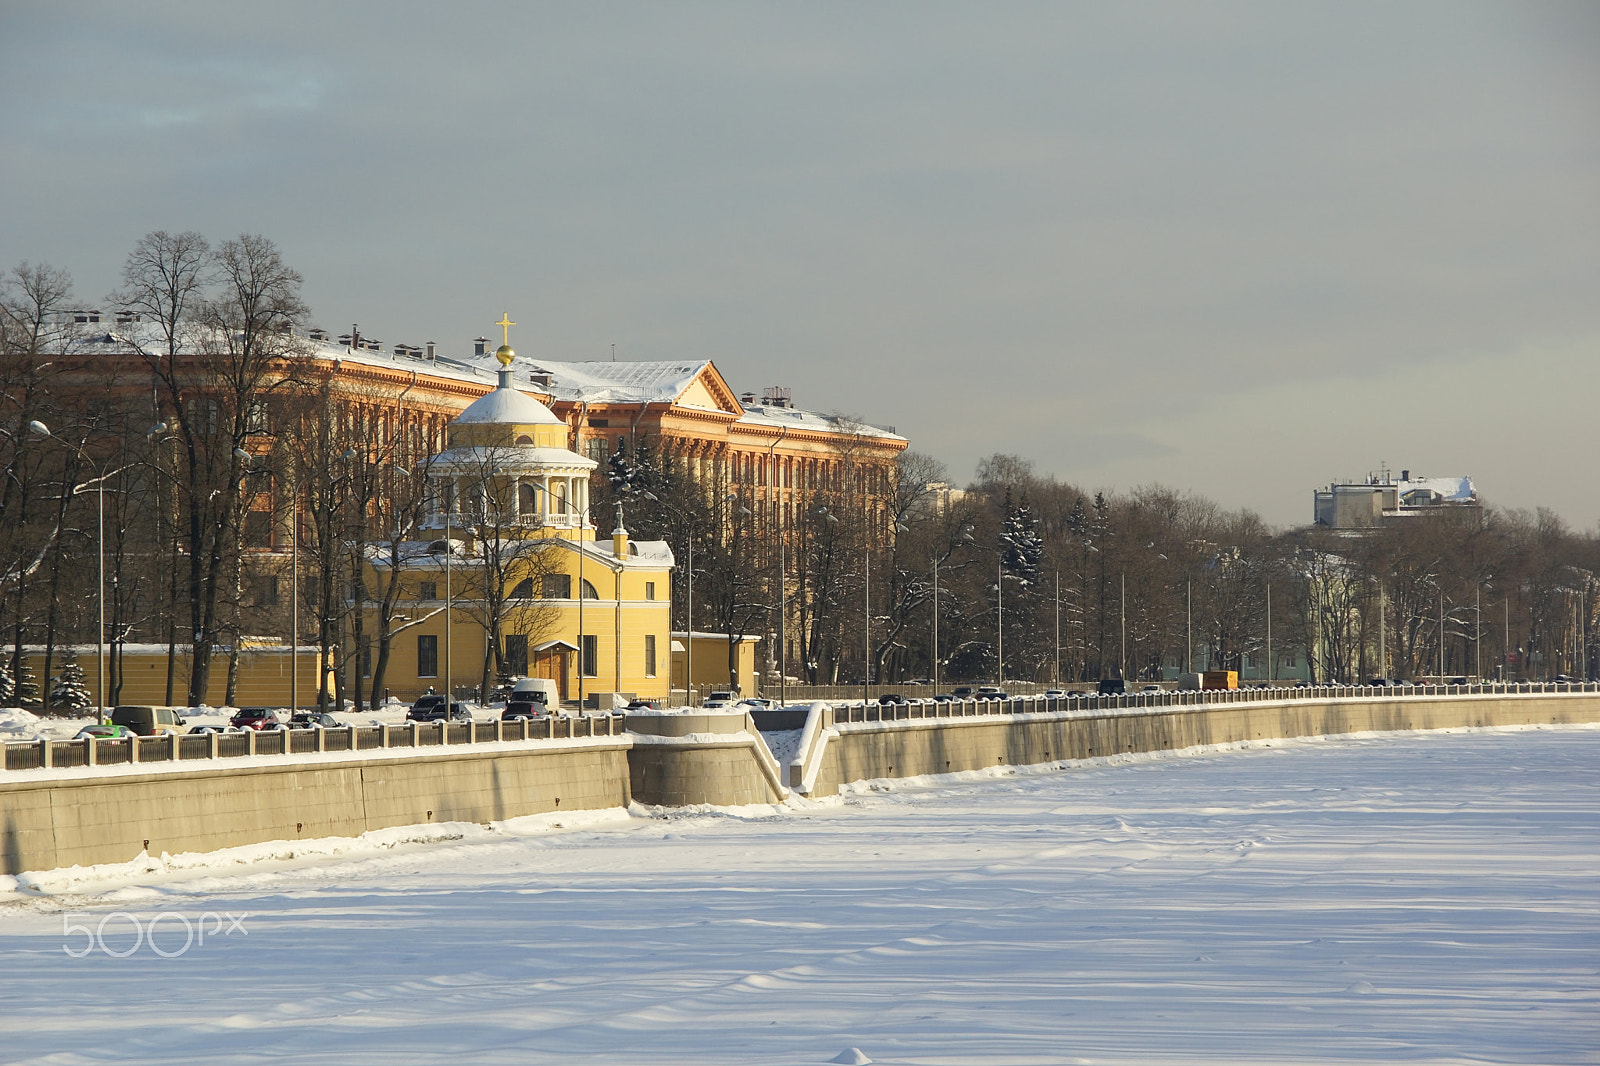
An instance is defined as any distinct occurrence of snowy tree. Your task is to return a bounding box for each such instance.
[999,494,1043,589]
[0,659,12,704]
[50,654,92,710]
[12,657,39,706]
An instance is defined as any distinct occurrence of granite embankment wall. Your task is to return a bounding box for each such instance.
[0,739,632,875]
[4,689,1598,876]
[792,690,1600,798]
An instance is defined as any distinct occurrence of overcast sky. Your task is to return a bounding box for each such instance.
[3,2,1596,529]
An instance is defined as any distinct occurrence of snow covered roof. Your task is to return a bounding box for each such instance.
[520,359,713,406]
[453,370,564,426]
[736,402,903,441]
[430,444,597,472]
[1395,476,1475,504]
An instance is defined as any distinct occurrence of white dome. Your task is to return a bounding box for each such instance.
[454,370,564,427]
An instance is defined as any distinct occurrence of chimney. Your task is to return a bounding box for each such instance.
[426,341,435,361]
[474,336,489,357]
[1401,469,1410,482]
[740,392,756,406]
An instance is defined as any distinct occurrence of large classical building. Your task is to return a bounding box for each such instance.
[17,314,907,703]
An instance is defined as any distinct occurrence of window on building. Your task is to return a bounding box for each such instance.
[645,581,656,601]
[586,438,607,462]
[260,575,280,606]
[246,400,270,435]
[644,634,657,677]
[543,573,572,599]
[581,635,598,678]
[417,634,438,677]
[510,578,534,598]
[1282,650,1297,667]
[419,580,437,601]
[581,579,599,600]
[361,638,372,679]
[505,634,528,676]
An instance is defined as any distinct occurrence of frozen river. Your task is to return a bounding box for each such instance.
[2,725,1596,1065]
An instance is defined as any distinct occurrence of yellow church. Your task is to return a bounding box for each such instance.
[364,320,674,708]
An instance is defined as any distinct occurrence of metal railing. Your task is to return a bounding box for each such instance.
[6,681,1595,774]
[823,679,1600,724]
[2,714,628,773]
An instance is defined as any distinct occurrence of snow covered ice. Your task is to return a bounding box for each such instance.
[1,726,1596,1064]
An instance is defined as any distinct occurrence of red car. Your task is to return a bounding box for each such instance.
[229,707,283,730]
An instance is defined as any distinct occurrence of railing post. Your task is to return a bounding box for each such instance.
[171,731,181,761]
[129,735,139,763]
[39,736,51,770]
[85,735,96,766]
[209,729,219,759]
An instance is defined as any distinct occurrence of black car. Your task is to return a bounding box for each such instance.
[876,693,907,705]
[1096,678,1126,696]
[408,696,471,722]
[288,711,342,729]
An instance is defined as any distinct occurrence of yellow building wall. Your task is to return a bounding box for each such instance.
[363,534,674,707]
[672,634,759,697]
[40,647,324,711]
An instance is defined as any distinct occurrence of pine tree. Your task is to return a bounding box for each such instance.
[0,659,12,705]
[1000,496,1042,589]
[607,440,634,494]
[50,655,92,711]
[13,658,40,706]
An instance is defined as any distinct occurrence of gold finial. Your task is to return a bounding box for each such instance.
[494,313,516,366]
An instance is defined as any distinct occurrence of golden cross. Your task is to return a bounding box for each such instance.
[496,313,515,347]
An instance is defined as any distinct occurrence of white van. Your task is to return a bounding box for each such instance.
[503,677,562,719]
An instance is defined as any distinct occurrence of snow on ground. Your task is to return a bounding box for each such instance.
[2,726,1597,1065]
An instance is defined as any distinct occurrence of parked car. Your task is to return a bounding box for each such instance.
[229,707,283,730]
[949,686,976,700]
[625,699,659,711]
[109,705,187,736]
[736,697,774,709]
[75,723,133,740]
[187,724,235,734]
[876,693,907,705]
[410,699,472,723]
[288,711,342,729]
[702,691,737,708]
[1043,689,1068,699]
[1096,678,1126,696]
[975,686,1008,700]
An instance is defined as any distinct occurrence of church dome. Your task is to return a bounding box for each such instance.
[454,378,565,426]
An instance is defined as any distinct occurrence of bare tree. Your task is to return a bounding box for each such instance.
[134,233,309,705]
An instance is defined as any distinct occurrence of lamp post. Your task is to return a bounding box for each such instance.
[30,421,108,723]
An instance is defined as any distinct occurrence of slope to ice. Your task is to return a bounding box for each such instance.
[1,726,1595,1065]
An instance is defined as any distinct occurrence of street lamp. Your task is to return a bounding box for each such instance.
[31,421,108,724]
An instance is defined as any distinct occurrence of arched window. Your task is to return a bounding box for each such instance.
[516,434,533,445]
[510,578,534,599]
[518,483,538,514]
[581,579,599,600]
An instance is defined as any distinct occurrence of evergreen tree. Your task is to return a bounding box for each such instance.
[50,654,92,711]
[1000,495,1043,589]
[13,657,40,706]
[0,659,12,705]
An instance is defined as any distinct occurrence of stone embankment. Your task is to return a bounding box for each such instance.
[2,684,1595,875]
